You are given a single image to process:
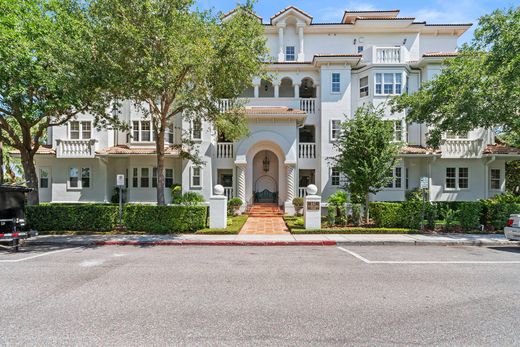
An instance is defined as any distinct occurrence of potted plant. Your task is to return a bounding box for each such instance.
[292,197,304,216]
[228,198,243,216]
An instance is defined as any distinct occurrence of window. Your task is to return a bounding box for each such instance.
[446,167,457,189]
[70,122,80,139]
[490,169,501,190]
[141,122,151,142]
[152,167,158,188]
[69,168,79,188]
[458,168,469,189]
[39,168,49,189]
[69,121,91,140]
[330,120,341,141]
[375,73,403,95]
[357,46,364,53]
[386,167,403,189]
[165,169,174,188]
[393,121,402,142]
[141,168,150,188]
[81,121,91,139]
[192,119,202,140]
[191,167,202,187]
[331,73,341,93]
[133,168,141,188]
[359,76,369,98]
[132,121,140,141]
[331,168,340,186]
[69,167,90,189]
[446,167,469,190]
[167,123,174,144]
[286,46,295,61]
[81,168,90,188]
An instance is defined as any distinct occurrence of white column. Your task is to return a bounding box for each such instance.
[277,23,285,62]
[210,185,228,229]
[315,84,321,99]
[297,23,305,62]
[284,163,296,215]
[254,84,260,98]
[236,163,246,211]
[294,83,300,99]
[274,81,280,98]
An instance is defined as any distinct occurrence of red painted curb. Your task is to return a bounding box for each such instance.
[94,240,337,247]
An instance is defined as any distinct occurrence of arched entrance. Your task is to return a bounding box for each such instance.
[252,150,279,203]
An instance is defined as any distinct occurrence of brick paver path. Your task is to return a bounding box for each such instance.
[239,217,290,235]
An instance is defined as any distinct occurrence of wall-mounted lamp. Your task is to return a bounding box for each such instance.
[264,84,269,92]
[402,38,407,45]
[353,38,357,45]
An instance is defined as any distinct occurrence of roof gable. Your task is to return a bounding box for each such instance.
[270,6,312,25]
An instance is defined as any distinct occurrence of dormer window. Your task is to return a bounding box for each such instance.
[286,46,295,61]
[69,121,92,140]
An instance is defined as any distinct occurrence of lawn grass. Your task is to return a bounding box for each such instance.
[196,215,248,235]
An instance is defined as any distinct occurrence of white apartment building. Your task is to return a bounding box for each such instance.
[31,7,520,212]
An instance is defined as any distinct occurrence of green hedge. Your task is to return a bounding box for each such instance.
[370,201,436,229]
[458,202,482,230]
[26,204,208,233]
[481,202,520,230]
[370,203,401,228]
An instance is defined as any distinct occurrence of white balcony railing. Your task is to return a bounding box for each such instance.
[56,139,96,158]
[217,142,234,158]
[299,143,316,159]
[298,187,307,198]
[224,187,234,200]
[299,98,317,115]
[375,47,401,64]
[440,139,484,158]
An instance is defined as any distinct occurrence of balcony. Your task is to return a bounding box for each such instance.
[440,138,484,158]
[217,142,234,159]
[219,98,318,115]
[224,187,234,200]
[56,139,96,158]
[363,46,406,64]
[299,143,316,159]
[298,187,307,198]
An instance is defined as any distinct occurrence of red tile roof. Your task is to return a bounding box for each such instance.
[484,144,520,155]
[271,6,313,22]
[399,145,438,155]
[9,145,55,156]
[98,145,180,156]
[245,106,306,115]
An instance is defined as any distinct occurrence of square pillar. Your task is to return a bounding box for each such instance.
[304,185,321,229]
[210,185,228,229]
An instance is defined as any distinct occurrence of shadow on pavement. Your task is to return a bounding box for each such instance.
[487,246,520,254]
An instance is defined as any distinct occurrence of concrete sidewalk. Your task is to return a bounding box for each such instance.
[25,233,519,247]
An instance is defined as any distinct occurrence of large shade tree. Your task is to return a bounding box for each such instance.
[0,0,112,204]
[91,0,267,205]
[391,7,520,148]
[330,106,401,223]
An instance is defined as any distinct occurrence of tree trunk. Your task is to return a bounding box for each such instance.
[365,192,370,224]
[0,128,4,185]
[20,149,39,205]
[155,124,166,206]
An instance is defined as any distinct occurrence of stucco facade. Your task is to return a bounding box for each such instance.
[29,7,520,209]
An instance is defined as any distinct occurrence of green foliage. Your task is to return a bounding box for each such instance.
[292,197,304,216]
[170,184,182,203]
[505,161,520,195]
[480,201,520,230]
[391,8,520,147]
[176,192,205,205]
[26,204,119,232]
[229,198,244,207]
[459,202,482,230]
[196,215,248,235]
[327,205,336,226]
[123,205,207,233]
[370,203,402,228]
[26,203,207,233]
[327,191,348,206]
[350,204,362,226]
[330,105,401,222]
[439,206,458,231]
[283,217,416,234]
[488,192,520,203]
[327,191,348,226]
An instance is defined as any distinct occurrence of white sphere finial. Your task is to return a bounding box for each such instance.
[214,184,224,196]
[307,184,318,195]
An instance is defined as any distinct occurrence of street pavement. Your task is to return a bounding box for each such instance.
[1,245,520,346]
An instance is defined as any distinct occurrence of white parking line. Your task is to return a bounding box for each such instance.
[337,247,520,264]
[0,248,76,263]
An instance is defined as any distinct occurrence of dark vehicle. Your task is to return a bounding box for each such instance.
[0,185,38,251]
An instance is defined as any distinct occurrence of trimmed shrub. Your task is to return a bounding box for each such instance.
[26,203,208,233]
[370,202,402,228]
[292,197,304,216]
[481,201,520,230]
[459,202,482,230]
[351,204,362,226]
[124,205,207,233]
[26,204,119,231]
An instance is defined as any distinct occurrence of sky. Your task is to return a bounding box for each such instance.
[194,0,519,44]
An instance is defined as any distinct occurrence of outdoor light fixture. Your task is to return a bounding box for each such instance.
[353,38,357,45]
[264,84,269,91]
[403,38,407,45]
[263,152,270,172]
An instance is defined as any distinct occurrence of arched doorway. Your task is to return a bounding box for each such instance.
[252,150,279,203]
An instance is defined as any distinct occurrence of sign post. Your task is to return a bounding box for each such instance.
[116,174,125,229]
[420,177,429,232]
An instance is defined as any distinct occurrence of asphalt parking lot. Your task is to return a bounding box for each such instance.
[1,245,520,346]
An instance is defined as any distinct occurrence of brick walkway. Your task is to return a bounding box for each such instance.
[239,204,290,235]
[239,217,290,235]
